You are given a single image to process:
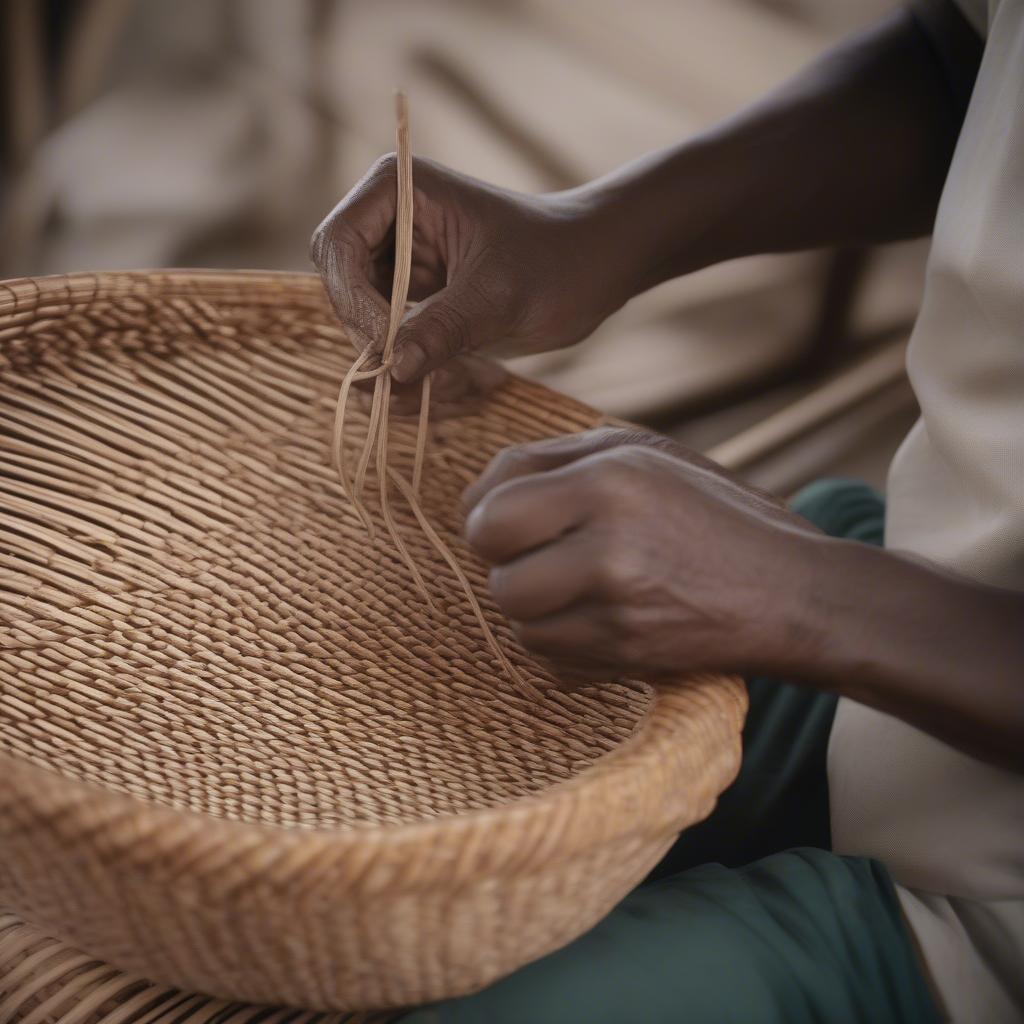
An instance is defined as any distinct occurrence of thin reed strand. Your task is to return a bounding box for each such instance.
[329,92,526,687]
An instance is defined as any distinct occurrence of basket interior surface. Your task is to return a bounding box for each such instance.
[0,273,653,832]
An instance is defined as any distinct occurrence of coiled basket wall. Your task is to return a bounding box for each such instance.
[0,271,746,1014]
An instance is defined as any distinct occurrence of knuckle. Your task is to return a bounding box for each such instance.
[584,452,638,503]
[409,153,435,179]
[368,152,398,182]
[608,426,671,453]
[308,219,331,266]
[309,215,355,271]
[491,444,541,480]
[312,153,398,267]
[588,425,637,450]
[595,542,643,595]
[618,428,670,453]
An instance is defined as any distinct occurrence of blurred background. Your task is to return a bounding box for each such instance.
[0,0,925,494]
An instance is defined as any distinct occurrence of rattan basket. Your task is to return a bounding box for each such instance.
[0,271,746,1013]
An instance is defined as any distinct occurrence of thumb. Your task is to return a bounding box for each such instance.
[390,270,509,383]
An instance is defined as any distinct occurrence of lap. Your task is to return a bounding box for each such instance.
[399,481,939,1023]
[650,478,886,877]
[401,849,939,1024]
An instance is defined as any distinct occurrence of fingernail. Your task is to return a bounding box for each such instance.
[392,342,426,383]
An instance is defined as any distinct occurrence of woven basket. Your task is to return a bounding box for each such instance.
[0,271,746,1012]
[0,910,386,1024]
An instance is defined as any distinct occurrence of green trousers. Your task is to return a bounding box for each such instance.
[401,480,941,1024]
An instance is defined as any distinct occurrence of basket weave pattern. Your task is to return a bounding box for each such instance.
[0,911,397,1024]
[0,272,745,1011]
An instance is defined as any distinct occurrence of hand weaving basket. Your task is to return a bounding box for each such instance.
[0,270,746,1012]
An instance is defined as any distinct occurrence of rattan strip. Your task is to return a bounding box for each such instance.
[1,281,652,829]
[328,94,538,699]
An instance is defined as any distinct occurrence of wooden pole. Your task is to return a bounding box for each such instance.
[706,339,908,471]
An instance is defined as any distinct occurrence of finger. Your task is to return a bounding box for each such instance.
[384,355,509,417]
[310,155,397,351]
[488,531,596,621]
[464,463,591,565]
[407,259,444,302]
[512,603,615,663]
[434,353,507,401]
[390,268,509,383]
[420,354,508,419]
[462,426,639,513]
[368,235,447,302]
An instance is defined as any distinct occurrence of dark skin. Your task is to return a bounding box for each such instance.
[312,3,1024,773]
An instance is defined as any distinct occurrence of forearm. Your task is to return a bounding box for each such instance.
[785,539,1024,772]
[573,5,979,296]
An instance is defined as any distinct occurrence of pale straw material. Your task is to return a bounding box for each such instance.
[329,93,536,701]
[0,910,396,1024]
[0,270,746,1011]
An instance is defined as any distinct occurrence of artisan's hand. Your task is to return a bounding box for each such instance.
[310,156,632,386]
[466,428,1024,771]
[312,5,979,398]
[463,427,823,677]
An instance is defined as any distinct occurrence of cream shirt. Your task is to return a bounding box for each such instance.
[827,1,1023,1021]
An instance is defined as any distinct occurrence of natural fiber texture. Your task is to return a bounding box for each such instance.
[0,270,746,1011]
[328,94,533,700]
[0,911,399,1024]
[334,92,436,605]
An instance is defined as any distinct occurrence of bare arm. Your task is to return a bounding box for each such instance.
[462,429,1024,774]
[312,2,982,384]
[580,3,982,294]
[792,538,1024,770]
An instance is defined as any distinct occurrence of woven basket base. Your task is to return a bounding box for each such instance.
[0,271,747,1010]
[0,911,402,1024]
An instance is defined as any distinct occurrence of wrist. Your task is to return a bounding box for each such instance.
[755,531,865,686]
[562,137,750,301]
[775,531,1024,769]
[771,535,926,698]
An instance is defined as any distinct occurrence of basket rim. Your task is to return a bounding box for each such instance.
[0,269,746,903]
[0,673,744,895]
[0,268,329,319]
